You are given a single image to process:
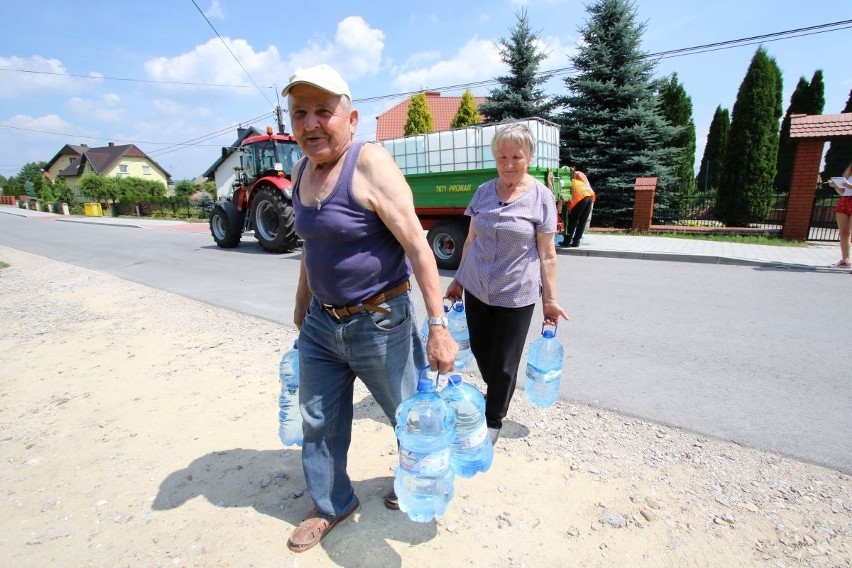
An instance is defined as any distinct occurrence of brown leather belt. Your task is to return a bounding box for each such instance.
[322,280,411,320]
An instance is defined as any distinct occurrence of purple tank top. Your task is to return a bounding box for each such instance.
[293,141,411,306]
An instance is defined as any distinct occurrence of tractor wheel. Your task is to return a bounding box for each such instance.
[209,200,244,248]
[251,186,298,253]
[426,220,468,270]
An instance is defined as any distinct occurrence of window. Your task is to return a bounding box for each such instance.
[142,165,151,175]
[118,164,129,174]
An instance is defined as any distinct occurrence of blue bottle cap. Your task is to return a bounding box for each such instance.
[452,302,464,313]
[542,329,555,339]
[447,373,462,386]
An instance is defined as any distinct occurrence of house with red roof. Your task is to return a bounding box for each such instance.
[375,92,486,141]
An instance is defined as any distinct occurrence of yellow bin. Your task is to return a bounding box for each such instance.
[84,202,103,217]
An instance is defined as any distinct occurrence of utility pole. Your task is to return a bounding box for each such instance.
[275,105,287,135]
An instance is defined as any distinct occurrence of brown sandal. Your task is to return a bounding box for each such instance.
[287,497,359,553]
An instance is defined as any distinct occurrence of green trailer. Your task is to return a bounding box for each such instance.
[407,166,572,269]
[380,117,571,269]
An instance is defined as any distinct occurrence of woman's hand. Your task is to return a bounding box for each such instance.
[445,279,464,303]
[542,301,569,326]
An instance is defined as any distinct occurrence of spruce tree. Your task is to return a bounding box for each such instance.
[478,8,554,123]
[555,0,680,226]
[775,70,825,192]
[718,47,783,225]
[403,92,435,136]
[695,106,730,193]
[450,89,482,129]
[657,73,697,213]
[822,88,852,179]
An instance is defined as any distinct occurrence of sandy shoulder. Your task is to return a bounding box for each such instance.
[0,245,849,568]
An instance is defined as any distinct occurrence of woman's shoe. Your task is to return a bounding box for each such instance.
[828,260,851,268]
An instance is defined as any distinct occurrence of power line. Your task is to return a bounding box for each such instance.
[354,18,852,104]
[189,0,273,106]
[0,67,260,89]
[3,17,850,163]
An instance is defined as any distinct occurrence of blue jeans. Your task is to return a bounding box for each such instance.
[297,292,423,517]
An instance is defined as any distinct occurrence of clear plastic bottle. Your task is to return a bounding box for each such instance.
[394,367,456,522]
[447,301,473,371]
[524,324,564,408]
[439,373,493,478]
[419,304,451,354]
[278,340,303,447]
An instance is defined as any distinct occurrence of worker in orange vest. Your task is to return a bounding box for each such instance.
[564,170,595,247]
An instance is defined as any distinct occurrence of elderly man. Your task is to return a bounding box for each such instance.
[282,64,457,553]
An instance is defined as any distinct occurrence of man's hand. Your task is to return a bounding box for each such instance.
[425,325,458,374]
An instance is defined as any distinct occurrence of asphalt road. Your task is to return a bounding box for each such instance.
[1,213,849,474]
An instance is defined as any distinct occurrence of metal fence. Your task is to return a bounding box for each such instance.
[581,186,790,232]
[809,182,840,241]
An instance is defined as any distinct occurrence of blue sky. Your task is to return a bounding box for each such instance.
[1,0,850,183]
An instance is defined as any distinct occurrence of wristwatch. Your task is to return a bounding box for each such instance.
[427,315,449,328]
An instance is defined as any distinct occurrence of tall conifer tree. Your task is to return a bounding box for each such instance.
[658,73,697,208]
[404,92,435,136]
[718,47,783,225]
[555,0,680,225]
[695,106,730,193]
[775,70,825,192]
[450,89,482,129]
[479,9,554,122]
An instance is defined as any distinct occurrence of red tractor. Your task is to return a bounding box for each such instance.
[209,127,304,253]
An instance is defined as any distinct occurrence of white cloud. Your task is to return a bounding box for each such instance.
[391,38,503,92]
[285,16,384,81]
[6,113,72,132]
[0,56,86,98]
[144,38,284,93]
[65,93,125,123]
[142,16,385,95]
[205,0,224,19]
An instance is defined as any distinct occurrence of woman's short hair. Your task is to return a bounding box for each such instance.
[492,122,536,159]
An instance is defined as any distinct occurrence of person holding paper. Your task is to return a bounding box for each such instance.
[828,162,852,268]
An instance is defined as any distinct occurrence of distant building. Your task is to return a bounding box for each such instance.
[44,142,171,195]
[375,92,486,141]
[202,127,261,199]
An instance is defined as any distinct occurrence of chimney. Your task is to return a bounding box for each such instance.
[108,142,115,147]
[81,144,88,149]
[237,127,247,138]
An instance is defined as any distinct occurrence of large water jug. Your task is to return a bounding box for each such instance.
[524,324,564,408]
[278,340,303,446]
[447,301,473,371]
[419,304,451,354]
[394,367,456,522]
[439,374,493,478]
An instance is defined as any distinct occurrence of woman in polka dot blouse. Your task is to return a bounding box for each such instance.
[445,122,570,445]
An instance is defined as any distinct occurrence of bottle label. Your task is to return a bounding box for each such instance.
[526,366,561,384]
[457,422,488,449]
[399,447,451,475]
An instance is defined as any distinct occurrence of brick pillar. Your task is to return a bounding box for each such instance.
[632,177,658,232]
[782,139,824,241]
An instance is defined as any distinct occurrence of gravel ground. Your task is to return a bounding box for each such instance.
[0,244,850,567]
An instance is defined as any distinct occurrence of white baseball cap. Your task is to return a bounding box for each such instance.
[281,64,351,99]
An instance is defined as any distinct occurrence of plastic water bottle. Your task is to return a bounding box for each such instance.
[447,302,473,371]
[278,340,303,447]
[524,324,564,408]
[394,367,456,522]
[439,374,493,478]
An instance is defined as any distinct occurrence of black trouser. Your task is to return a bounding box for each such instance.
[566,196,593,246]
[464,290,535,430]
